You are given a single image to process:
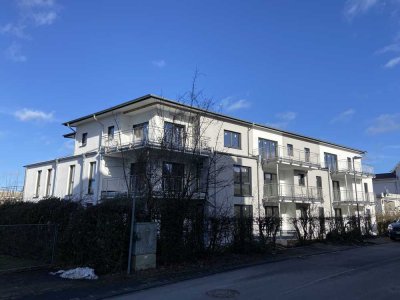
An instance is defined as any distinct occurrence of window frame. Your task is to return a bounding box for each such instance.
[35,170,42,198]
[287,144,294,157]
[81,132,88,147]
[67,165,75,196]
[107,126,115,141]
[87,162,96,195]
[224,130,241,149]
[45,168,52,197]
[233,165,252,197]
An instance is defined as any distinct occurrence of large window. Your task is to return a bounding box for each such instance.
[130,162,147,192]
[287,144,294,157]
[224,130,241,149]
[45,169,52,197]
[304,147,310,162]
[35,170,42,198]
[87,162,96,195]
[164,122,185,148]
[258,138,277,159]
[234,204,253,219]
[162,162,184,192]
[298,173,306,186]
[133,122,148,145]
[81,133,87,147]
[67,165,75,196]
[265,206,279,217]
[107,126,115,141]
[324,152,338,171]
[234,165,251,196]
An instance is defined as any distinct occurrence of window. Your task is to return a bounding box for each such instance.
[324,152,338,171]
[334,208,342,218]
[35,170,42,198]
[234,204,253,219]
[164,122,185,148]
[234,165,251,196]
[130,162,147,192]
[45,169,52,197]
[162,162,184,192]
[298,173,306,186]
[224,130,241,149]
[332,181,340,202]
[265,206,279,217]
[316,176,323,199]
[67,165,75,196]
[347,157,352,171]
[364,182,370,202]
[304,148,310,162]
[287,144,294,157]
[107,126,115,141]
[87,162,96,195]
[296,204,309,219]
[258,138,277,159]
[133,122,149,145]
[81,133,88,147]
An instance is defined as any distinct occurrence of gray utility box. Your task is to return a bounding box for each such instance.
[133,222,157,271]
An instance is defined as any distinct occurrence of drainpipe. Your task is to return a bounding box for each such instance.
[52,159,58,197]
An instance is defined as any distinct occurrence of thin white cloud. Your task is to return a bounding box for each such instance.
[152,59,166,68]
[31,11,57,26]
[1,0,60,62]
[384,56,400,68]
[14,108,54,122]
[366,113,400,134]
[220,97,251,112]
[344,0,379,19]
[5,43,27,62]
[266,111,297,129]
[330,109,355,124]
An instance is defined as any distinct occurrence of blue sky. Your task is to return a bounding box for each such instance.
[0,0,399,186]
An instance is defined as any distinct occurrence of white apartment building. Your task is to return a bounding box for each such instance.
[23,95,376,232]
[373,163,400,214]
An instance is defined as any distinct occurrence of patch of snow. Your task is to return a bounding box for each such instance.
[49,267,98,280]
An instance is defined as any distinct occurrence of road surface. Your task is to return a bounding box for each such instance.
[109,241,400,300]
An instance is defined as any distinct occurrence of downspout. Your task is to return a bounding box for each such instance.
[93,114,105,204]
[52,159,58,197]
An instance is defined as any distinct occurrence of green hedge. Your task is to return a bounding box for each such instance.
[0,198,131,274]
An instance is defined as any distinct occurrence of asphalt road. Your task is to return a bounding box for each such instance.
[109,241,400,300]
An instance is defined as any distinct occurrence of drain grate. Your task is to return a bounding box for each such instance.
[206,289,240,298]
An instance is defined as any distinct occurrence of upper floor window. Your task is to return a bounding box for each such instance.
[164,122,185,148]
[224,130,241,149]
[298,173,306,186]
[304,147,310,162]
[259,138,277,159]
[347,157,352,171]
[133,122,149,145]
[107,126,115,141]
[234,165,251,196]
[81,133,88,147]
[287,144,294,157]
[35,170,42,198]
[67,165,75,196]
[324,152,338,171]
[45,169,52,197]
[162,162,184,192]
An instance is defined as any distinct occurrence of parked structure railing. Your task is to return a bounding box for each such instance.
[263,183,323,202]
[101,126,211,155]
[255,146,320,167]
[323,159,374,176]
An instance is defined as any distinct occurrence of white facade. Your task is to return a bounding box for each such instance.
[23,95,376,230]
[373,163,400,214]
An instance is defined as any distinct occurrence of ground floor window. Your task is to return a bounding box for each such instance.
[233,165,251,196]
[334,208,342,218]
[296,204,309,219]
[265,205,279,217]
[234,204,253,219]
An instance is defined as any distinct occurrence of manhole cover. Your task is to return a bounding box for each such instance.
[206,289,240,298]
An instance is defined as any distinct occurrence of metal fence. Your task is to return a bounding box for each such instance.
[0,224,57,272]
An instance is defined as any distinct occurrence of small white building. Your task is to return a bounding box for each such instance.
[373,163,400,214]
[23,94,376,232]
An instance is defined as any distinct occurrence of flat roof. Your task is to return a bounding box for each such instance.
[62,94,366,154]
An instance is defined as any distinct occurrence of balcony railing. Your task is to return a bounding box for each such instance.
[101,126,211,155]
[323,160,374,176]
[332,189,375,204]
[263,183,323,203]
[255,146,320,168]
[101,175,206,199]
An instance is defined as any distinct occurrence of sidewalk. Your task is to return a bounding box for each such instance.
[0,237,391,300]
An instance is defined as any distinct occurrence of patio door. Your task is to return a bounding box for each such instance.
[332,181,340,202]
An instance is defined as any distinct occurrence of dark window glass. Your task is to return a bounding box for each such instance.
[87,162,96,194]
[133,122,149,144]
[164,122,185,148]
[287,144,294,156]
[324,153,338,171]
[234,204,253,218]
[304,148,310,162]
[162,162,184,192]
[258,138,277,159]
[81,133,87,147]
[224,130,241,149]
[298,173,306,186]
[265,206,279,217]
[233,165,251,196]
[108,126,115,141]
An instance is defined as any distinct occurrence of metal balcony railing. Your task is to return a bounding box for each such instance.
[332,189,375,204]
[101,175,206,199]
[255,146,320,167]
[101,126,211,155]
[263,183,323,202]
[323,160,374,176]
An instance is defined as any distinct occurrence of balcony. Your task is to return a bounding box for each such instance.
[101,126,211,156]
[324,159,374,177]
[332,189,375,205]
[101,176,206,199]
[255,146,321,169]
[263,183,323,204]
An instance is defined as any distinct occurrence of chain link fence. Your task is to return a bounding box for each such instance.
[0,224,57,272]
